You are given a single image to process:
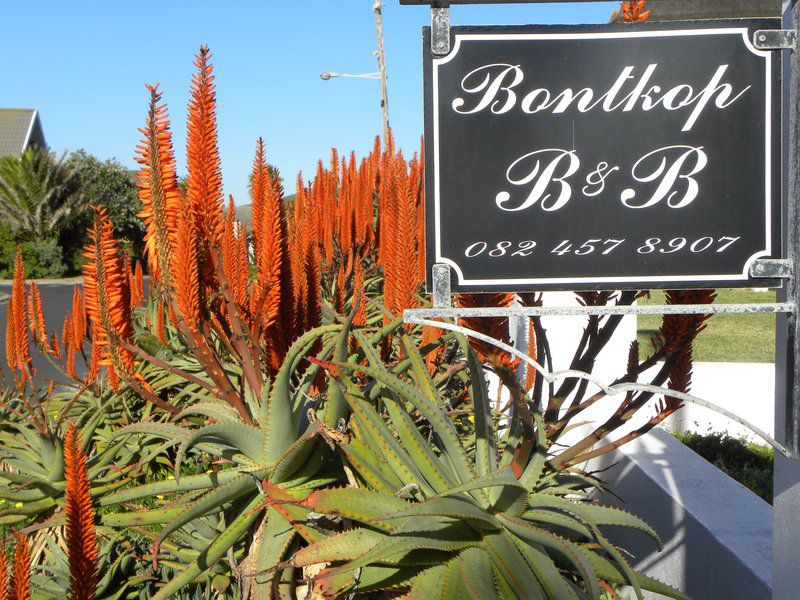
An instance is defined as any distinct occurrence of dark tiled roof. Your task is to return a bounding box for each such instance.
[0,109,38,157]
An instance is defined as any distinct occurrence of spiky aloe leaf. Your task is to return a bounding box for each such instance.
[458,547,498,600]
[251,506,296,596]
[338,435,406,493]
[317,519,481,591]
[316,564,421,596]
[497,513,601,598]
[376,495,502,530]
[521,508,593,541]
[434,467,524,501]
[268,425,320,483]
[320,311,356,429]
[151,495,263,600]
[526,495,661,549]
[175,422,265,478]
[481,529,543,599]
[176,402,241,423]
[407,563,447,600]
[518,412,550,491]
[337,375,429,497]
[513,537,581,600]
[382,396,457,493]
[588,521,643,600]
[291,528,384,566]
[99,469,242,506]
[101,505,184,527]
[582,551,692,600]
[319,360,474,488]
[152,469,268,550]
[302,487,410,531]
[458,335,497,481]
[266,324,341,463]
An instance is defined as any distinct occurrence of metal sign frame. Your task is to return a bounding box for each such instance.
[423,21,783,291]
[401,0,800,459]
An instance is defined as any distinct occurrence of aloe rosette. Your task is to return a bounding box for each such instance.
[262,334,689,599]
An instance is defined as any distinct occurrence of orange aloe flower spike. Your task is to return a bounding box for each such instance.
[171,196,201,331]
[622,0,650,22]
[0,545,8,600]
[130,261,145,309]
[5,288,17,374]
[250,138,268,258]
[9,247,31,381]
[186,46,225,257]
[64,423,99,599]
[82,207,136,390]
[9,534,30,600]
[86,322,101,385]
[50,332,61,360]
[136,84,181,285]
[27,282,47,348]
[71,286,86,351]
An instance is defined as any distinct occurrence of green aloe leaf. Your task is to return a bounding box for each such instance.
[322,360,474,488]
[267,324,341,463]
[302,487,410,530]
[377,495,502,530]
[458,335,497,481]
[175,422,265,479]
[322,520,481,583]
[407,563,448,600]
[526,495,661,549]
[99,469,242,506]
[316,564,422,596]
[481,529,543,599]
[292,527,384,566]
[151,495,263,600]
[339,436,406,494]
[513,537,581,600]
[339,375,429,497]
[497,513,600,598]
[382,396,458,494]
[458,547,499,600]
[252,506,296,595]
[153,469,267,549]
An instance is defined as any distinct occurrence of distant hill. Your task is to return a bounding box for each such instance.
[234,194,296,227]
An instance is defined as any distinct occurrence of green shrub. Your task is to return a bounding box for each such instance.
[0,230,68,279]
[20,237,68,279]
[0,221,15,277]
[673,430,773,504]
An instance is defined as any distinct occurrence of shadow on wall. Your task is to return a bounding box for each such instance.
[588,428,772,600]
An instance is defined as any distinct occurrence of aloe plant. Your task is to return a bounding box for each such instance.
[259,333,688,599]
[91,314,411,599]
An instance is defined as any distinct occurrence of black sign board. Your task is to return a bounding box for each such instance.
[423,20,782,292]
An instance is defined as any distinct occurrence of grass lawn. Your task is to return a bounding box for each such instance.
[637,289,777,363]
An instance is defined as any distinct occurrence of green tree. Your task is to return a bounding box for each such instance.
[63,149,145,269]
[0,147,85,240]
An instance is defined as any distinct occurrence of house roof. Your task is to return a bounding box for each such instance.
[0,109,43,157]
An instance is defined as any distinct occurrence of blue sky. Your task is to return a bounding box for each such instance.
[1,1,617,203]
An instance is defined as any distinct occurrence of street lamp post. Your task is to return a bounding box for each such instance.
[320,2,391,148]
[373,1,391,145]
